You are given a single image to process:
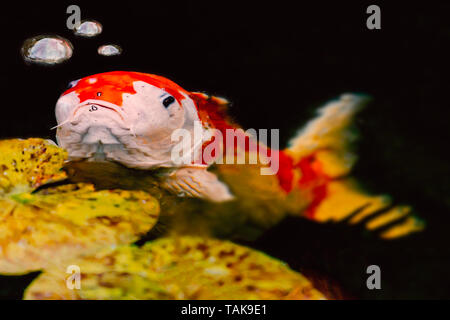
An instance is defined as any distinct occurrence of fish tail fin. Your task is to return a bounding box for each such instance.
[308,178,425,239]
[285,94,425,239]
[287,93,367,174]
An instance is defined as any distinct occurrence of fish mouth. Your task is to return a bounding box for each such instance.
[53,99,132,132]
[57,99,177,169]
[73,99,128,123]
[64,99,135,136]
[56,99,136,161]
[90,141,108,161]
[73,101,131,146]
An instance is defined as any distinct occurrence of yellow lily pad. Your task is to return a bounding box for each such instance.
[24,236,325,300]
[0,138,160,275]
[0,183,159,275]
[0,139,67,195]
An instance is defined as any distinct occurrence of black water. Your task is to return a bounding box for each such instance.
[1,1,450,299]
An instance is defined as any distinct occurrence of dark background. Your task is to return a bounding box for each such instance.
[1,1,450,299]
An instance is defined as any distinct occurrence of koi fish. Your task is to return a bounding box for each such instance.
[54,71,424,239]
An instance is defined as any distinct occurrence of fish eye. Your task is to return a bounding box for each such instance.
[67,79,79,89]
[162,96,175,108]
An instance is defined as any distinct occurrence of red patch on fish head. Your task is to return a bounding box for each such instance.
[63,71,189,107]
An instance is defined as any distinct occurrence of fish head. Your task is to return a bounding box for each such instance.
[55,71,204,169]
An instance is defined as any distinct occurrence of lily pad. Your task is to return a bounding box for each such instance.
[0,139,160,274]
[24,236,325,300]
[0,184,159,275]
[0,138,67,195]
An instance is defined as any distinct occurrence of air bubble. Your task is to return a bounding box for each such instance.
[21,35,73,65]
[74,20,103,37]
[98,44,122,56]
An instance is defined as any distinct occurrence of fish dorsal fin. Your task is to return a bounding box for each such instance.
[189,92,236,132]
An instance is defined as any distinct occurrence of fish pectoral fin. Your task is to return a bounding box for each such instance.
[161,167,234,202]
